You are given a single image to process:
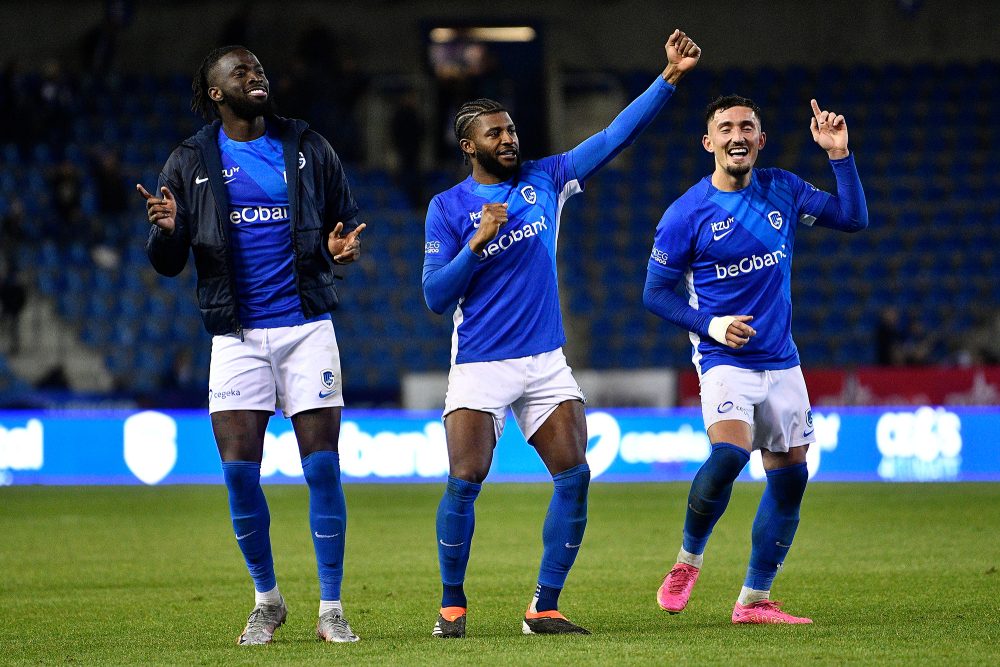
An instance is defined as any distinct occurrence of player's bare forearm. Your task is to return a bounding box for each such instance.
[662,63,685,86]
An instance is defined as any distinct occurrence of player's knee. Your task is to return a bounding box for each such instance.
[553,462,590,485]
[764,461,809,507]
[763,443,808,469]
[217,438,265,462]
[696,444,750,489]
[553,463,590,504]
[298,438,339,459]
[222,462,261,496]
[449,463,490,485]
[301,451,339,487]
[713,443,751,469]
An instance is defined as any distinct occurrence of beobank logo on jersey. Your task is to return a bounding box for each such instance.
[715,245,787,279]
[482,216,548,258]
[230,206,289,225]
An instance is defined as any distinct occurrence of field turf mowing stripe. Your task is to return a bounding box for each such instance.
[2,483,997,665]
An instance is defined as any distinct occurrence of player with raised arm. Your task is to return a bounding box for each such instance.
[645,95,868,623]
[423,29,701,638]
[137,46,365,645]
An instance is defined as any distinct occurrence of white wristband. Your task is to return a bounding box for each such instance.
[708,316,735,346]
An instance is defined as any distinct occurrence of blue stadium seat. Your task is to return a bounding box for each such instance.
[2,63,995,399]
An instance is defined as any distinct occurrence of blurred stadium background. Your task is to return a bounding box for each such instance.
[0,0,997,412]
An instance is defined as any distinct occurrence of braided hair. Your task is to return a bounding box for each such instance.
[453,98,507,163]
[190,45,246,121]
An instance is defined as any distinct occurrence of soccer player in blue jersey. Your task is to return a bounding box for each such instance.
[137,46,366,644]
[423,29,702,638]
[646,95,868,623]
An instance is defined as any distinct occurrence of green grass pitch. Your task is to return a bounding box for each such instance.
[2,482,998,665]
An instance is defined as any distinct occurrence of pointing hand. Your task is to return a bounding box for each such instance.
[137,184,176,234]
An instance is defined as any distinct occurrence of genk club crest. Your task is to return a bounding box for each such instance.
[318,369,338,398]
[321,369,336,388]
[520,185,537,205]
[768,210,783,230]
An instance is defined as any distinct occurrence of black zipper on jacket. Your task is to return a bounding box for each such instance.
[283,126,306,318]
[194,128,245,341]
[215,177,245,341]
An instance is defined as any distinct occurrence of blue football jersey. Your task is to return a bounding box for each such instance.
[219,125,321,328]
[423,154,581,363]
[648,168,830,374]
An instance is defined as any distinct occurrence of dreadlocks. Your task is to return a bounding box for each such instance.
[190,45,246,121]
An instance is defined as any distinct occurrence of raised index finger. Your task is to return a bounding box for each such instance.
[810,98,823,119]
[136,184,153,200]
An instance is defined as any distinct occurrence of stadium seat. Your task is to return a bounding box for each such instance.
[2,61,995,401]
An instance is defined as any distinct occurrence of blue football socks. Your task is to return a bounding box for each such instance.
[221,461,276,593]
[682,443,751,555]
[744,462,808,592]
[301,450,347,602]
[436,476,482,608]
[534,463,590,612]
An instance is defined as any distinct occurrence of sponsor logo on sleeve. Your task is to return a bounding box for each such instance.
[650,248,669,265]
[424,240,441,254]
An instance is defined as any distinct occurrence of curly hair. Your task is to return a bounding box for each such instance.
[190,45,246,121]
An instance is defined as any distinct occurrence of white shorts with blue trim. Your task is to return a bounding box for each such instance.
[443,347,586,442]
[699,364,815,453]
[208,319,344,418]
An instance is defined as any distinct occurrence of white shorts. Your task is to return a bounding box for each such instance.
[699,365,815,453]
[443,348,586,442]
[208,319,344,418]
